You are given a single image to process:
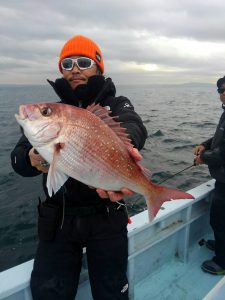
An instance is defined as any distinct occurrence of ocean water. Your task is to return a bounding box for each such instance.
[0,83,220,271]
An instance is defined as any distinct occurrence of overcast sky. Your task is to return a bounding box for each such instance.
[1,0,225,85]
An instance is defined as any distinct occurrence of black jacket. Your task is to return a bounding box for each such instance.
[11,76,148,206]
[200,106,225,183]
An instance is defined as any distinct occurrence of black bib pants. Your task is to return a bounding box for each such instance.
[30,204,129,300]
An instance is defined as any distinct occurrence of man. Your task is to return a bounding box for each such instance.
[11,35,148,299]
[193,76,225,275]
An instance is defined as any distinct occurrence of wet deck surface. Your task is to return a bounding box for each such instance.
[134,235,224,300]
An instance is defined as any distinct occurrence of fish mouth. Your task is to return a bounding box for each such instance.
[15,105,28,121]
[15,105,37,121]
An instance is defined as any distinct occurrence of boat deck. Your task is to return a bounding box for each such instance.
[134,235,221,300]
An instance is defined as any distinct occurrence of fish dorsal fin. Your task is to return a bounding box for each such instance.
[87,103,133,148]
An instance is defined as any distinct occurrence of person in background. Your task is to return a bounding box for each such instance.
[193,76,225,275]
[11,35,148,299]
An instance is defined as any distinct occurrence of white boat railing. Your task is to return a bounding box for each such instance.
[0,179,216,300]
[128,179,214,299]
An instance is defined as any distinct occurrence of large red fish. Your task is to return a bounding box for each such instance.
[15,102,194,221]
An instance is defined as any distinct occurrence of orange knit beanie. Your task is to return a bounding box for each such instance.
[58,35,104,73]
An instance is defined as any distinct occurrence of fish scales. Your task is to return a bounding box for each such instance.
[63,117,135,188]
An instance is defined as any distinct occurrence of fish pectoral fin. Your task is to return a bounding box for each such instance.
[47,165,69,197]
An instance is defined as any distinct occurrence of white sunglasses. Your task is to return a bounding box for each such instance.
[61,57,96,71]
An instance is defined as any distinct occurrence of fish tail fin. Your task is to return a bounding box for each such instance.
[144,182,194,222]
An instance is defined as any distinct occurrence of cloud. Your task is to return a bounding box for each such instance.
[1,0,225,85]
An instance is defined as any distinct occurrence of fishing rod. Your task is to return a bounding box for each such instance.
[158,161,196,184]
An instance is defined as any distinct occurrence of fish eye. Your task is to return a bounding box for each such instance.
[40,107,52,116]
